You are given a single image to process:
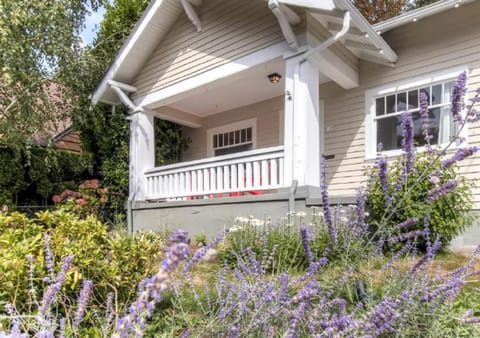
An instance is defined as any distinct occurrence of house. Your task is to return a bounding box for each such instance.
[92,0,480,247]
[32,81,82,153]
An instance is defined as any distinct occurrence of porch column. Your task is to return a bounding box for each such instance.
[129,110,155,200]
[283,56,321,187]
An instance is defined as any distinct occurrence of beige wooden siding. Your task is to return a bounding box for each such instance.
[132,0,303,99]
[180,96,283,161]
[322,1,480,207]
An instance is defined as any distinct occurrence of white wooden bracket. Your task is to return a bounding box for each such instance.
[181,0,203,32]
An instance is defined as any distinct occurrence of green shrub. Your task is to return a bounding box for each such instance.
[0,210,166,315]
[367,150,475,251]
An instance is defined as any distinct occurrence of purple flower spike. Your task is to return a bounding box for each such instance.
[300,225,313,265]
[321,157,337,244]
[442,146,478,169]
[39,255,74,317]
[394,218,419,231]
[401,111,415,175]
[116,229,190,337]
[377,158,389,197]
[420,91,432,144]
[451,71,467,122]
[73,280,93,328]
[425,180,458,202]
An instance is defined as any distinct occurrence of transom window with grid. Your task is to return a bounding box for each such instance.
[207,119,256,157]
[374,78,459,152]
[212,127,253,156]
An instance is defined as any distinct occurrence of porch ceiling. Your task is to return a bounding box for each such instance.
[165,57,329,117]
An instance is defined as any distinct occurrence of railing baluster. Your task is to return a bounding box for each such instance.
[253,161,260,188]
[230,164,237,190]
[279,157,284,187]
[261,160,268,187]
[192,171,197,194]
[238,163,245,189]
[174,173,179,195]
[223,165,229,191]
[203,169,210,194]
[186,172,192,195]
[179,172,186,196]
[217,166,223,192]
[197,170,203,193]
[210,167,216,192]
[170,174,175,197]
[158,175,164,197]
[271,159,278,186]
[246,162,253,189]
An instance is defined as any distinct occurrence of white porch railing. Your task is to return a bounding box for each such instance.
[145,146,285,200]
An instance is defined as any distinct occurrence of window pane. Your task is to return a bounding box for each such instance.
[229,131,234,145]
[218,134,223,147]
[376,97,385,116]
[412,110,438,146]
[432,84,442,105]
[213,135,217,148]
[377,116,402,151]
[235,130,240,144]
[386,95,396,114]
[439,106,457,144]
[246,127,252,142]
[397,92,407,112]
[420,87,431,105]
[408,90,418,109]
[241,129,246,142]
[223,133,228,146]
[444,81,455,104]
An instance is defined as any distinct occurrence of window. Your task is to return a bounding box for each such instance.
[365,68,467,159]
[207,119,256,157]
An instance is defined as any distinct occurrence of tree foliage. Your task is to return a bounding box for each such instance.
[352,0,441,24]
[0,0,102,148]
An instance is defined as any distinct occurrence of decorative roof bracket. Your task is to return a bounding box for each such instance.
[181,0,202,32]
[301,10,351,62]
[269,0,301,50]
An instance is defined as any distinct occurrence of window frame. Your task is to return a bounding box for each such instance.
[365,67,469,160]
[206,118,257,157]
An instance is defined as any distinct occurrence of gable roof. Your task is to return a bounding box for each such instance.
[373,0,476,34]
[92,0,399,106]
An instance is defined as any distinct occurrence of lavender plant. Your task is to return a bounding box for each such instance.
[367,71,478,250]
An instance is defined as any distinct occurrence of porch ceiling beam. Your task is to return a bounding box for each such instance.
[150,106,202,128]
[310,50,358,89]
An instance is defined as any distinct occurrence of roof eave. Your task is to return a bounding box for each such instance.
[373,0,475,34]
[91,0,169,106]
[334,0,397,63]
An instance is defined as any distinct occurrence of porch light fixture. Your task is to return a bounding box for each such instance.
[268,73,282,84]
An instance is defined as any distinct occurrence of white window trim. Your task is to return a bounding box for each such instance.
[206,118,257,157]
[365,66,469,160]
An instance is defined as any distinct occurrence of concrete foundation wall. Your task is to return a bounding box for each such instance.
[131,193,480,250]
[131,186,339,237]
